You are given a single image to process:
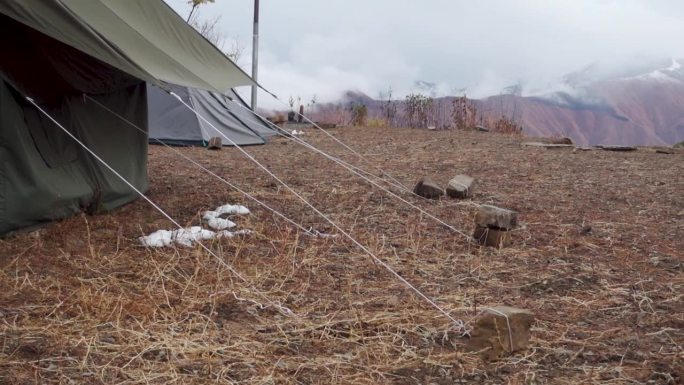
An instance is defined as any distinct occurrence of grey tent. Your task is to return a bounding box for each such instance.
[0,0,257,236]
[147,84,277,146]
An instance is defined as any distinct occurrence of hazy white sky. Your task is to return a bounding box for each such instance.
[166,0,684,107]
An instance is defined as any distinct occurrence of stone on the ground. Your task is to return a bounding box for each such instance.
[474,205,518,230]
[446,175,474,199]
[521,142,573,149]
[413,177,444,199]
[655,148,674,154]
[599,145,637,152]
[207,137,222,150]
[549,137,574,145]
[473,225,511,248]
[475,125,490,132]
[467,306,535,361]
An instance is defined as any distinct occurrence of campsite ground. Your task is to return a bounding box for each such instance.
[1,126,682,384]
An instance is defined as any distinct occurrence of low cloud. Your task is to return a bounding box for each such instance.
[166,0,684,107]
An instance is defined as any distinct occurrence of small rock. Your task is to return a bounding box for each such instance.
[580,225,592,235]
[467,306,535,361]
[475,125,490,132]
[207,137,222,150]
[521,142,573,148]
[598,145,637,152]
[413,177,444,199]
[474,205,518,230]
[446,175,474,199]
[473,225,511,248]
[549,137,574,145]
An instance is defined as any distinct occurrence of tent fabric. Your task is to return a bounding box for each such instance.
[0,79,148,235]
[147,84,277,146]
[0,0,254,92]
[224,89,279,139]
[0,10,148,236]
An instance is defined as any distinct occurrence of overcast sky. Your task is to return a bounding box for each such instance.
[165,0,684,108]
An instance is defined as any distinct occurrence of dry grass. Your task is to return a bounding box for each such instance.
[1,126,682,384]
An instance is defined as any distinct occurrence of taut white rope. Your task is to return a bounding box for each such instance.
[83,94,314,236]
[25,96,295,317]
[170,92,469,334]
[272,95,413,192]
[224,99,474,241]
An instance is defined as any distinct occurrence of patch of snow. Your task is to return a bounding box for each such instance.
[174,226,215,247]
[216,204,250,215]
[139,229,174,247]
[140,227,214,248]
[291,130,305,136]
[203,204,249,229]
[666,59,681,72]
[629,70,678,83]
[141,203,253,248]
[206,217,236,230]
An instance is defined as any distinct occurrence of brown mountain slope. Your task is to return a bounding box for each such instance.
[338,84,684,146]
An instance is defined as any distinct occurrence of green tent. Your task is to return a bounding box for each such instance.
[0,0,256,236]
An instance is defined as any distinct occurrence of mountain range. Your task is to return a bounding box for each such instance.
[339,59,684,146]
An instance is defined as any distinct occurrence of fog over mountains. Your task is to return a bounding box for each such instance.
[341,59,684,146]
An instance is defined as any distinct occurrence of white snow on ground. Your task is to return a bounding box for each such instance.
[207,217,237,230]
[291,130,305,136]
[202,204,249,230]
[140,203,252,247]
[140,226,213,248]
[140,202,337,248]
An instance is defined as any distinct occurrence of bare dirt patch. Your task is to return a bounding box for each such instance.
[1,126,682,384]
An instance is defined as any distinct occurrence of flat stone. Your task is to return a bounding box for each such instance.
[413,177,444,199]
[521,142,573,149]
[655,148,674,154]
[467,306,535,361]
[473,225,511,248]
[475,125,490,132]
[474,205,518,230]
[598,145,637,152]
[548,137,574,145]
[207,137,222,150]
[446,175,474,199]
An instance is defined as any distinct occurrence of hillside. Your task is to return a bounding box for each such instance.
[336,60,684,146]
[1,127,682,384]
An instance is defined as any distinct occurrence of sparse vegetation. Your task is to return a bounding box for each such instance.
[379,87,398,128]
[1,126,681,384]
[349,102,368,126]
[451,95,479,130]
[404,93,434,128]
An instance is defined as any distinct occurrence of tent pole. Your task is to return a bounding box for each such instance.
[250,0,259,110]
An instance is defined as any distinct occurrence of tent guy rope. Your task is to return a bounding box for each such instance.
[169,91,470,335]
[25,96,296,318]
[83,94,316,237]
[224,97,476,241]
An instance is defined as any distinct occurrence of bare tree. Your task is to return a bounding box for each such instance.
[184,0,245,64]
[186,0,215,23]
